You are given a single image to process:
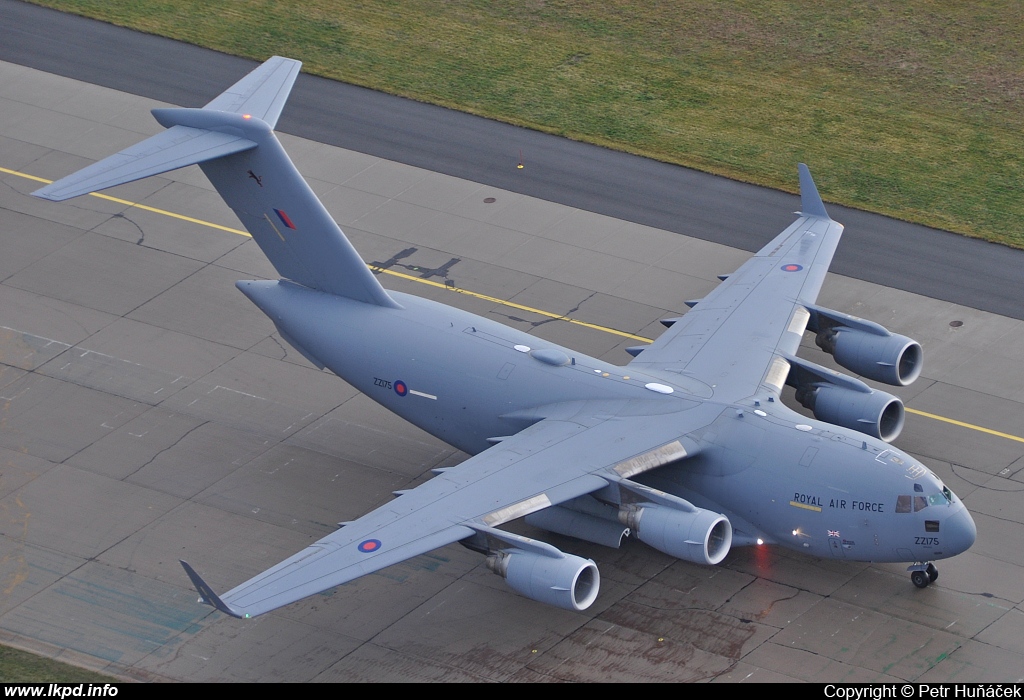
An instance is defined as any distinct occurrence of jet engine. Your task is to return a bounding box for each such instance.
[487,549,600,611]
[786,354,905,442]
[619,504,732,565]
[795,382,905,442]
[807,306,922,386]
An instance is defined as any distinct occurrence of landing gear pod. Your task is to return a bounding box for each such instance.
[621,505,732,565]
[487,550,600,611]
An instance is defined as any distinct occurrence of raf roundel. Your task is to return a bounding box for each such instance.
[394,380,408,397]
[358,539,382,553]
[781,263,803,272]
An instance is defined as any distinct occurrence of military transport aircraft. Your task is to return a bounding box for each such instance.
[34,57,976,618]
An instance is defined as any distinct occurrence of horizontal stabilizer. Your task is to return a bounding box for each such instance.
[202,56,302,128]
[34,56,301,202]
[33,127,256,201]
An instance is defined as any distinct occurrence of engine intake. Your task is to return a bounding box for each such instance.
[487,549,600,611]
[816,327,922,386]
[620,504,732,565]
[806,306,922,386]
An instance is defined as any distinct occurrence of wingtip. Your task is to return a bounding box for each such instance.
[180,560,248,619]
[798,163,831,220]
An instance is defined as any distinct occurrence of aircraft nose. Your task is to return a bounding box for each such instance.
[945,507,977,556]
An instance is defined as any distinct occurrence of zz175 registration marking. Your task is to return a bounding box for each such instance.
[374,377,392,390]
[915,537,939,546]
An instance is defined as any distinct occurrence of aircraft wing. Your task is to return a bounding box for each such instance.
[182,399,708,618]
[628,165,843,402]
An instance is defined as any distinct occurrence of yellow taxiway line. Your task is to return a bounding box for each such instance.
[905,408,1024,444]
[5,165,1022,442]
[3,167,648,342]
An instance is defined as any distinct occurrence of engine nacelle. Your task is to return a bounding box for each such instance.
[620,504,732,565]
[815,326,922,386]
[796,383,905,442]
[487,549,600,611]
[525,505,629,548]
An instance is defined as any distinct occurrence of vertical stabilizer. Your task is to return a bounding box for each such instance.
[33,57,400,309]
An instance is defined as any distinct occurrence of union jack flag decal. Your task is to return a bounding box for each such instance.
[828,530,841,537]
[274,208,297,229]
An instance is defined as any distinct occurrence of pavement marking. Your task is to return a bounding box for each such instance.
[366,264,650,341]
[7,165,1024,443]
[4,167,256,235]
[905,408,1024,444]
[3,167,649,342]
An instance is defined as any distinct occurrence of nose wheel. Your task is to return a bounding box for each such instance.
[909,562,938,588]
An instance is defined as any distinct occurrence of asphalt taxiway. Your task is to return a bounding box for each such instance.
[1,57,1023,682]
[3,0,1024,321]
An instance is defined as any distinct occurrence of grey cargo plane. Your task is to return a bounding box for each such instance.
[34,57,976,618]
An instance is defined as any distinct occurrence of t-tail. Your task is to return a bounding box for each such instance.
[33,56,400,309]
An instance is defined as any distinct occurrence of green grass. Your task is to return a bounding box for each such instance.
[0,645,117,682]
[23,1,1024,245]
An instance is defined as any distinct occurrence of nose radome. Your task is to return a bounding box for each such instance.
[946,507,977,556]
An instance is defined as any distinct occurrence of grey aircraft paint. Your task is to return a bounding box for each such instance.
[34,57,975,618]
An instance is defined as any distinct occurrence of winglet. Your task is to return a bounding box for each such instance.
[180,561,247,618]
[798,163,831,220]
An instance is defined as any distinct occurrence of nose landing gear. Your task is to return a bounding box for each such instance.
[909,562,938,588]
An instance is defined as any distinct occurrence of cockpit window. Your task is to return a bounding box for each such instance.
[896,493,946,513]
[943,485,953,503]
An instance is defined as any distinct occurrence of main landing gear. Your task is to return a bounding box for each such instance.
[909,562,938,588]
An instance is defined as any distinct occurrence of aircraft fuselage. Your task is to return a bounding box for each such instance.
[240,278,976,566]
